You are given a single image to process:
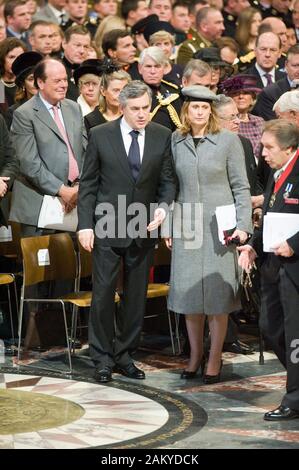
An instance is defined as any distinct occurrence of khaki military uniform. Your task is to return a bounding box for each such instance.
[176,31,211,66]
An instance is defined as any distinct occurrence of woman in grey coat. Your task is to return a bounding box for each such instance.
[166,86,252,383]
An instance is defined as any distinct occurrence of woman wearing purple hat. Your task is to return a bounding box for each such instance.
[219,74,264,162]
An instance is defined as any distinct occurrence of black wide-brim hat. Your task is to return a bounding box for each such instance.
[131,14,159,36]
[193,47,232,68]
[12,51,43,87]
[73,58,118,85]
[143,20,176,43]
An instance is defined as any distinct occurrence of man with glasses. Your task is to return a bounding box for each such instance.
[245,31,285,89]
[253,44,299,120]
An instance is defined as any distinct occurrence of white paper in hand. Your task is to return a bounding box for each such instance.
[215,204,236,244]
[38,195,78,232]
[263,212,299,252]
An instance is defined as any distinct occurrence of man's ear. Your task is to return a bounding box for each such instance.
[108,48,116,59]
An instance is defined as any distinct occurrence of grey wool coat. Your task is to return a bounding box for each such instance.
[167,129,252,315]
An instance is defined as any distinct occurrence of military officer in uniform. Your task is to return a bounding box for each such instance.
[177,7,225,66]
[222,0,250,38]
[61,0,99,38]
[138,47,182,130]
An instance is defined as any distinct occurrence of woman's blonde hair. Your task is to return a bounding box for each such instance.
[99,70,131,113]
[149,31,175,46]
[179,101,220,136]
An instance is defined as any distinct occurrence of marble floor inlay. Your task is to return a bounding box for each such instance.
[0,374,169,449]
[0,389,84,435]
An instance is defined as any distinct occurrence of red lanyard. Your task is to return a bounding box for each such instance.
[273,149,299,195]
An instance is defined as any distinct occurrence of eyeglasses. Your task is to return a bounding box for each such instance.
[218,114,240,121]
[80,81,100,88]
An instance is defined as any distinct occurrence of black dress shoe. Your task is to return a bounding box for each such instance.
[115,363,145,379]
[223,339,255,355]
[181,357,206,379]
[203,360,223,384]
[94,366,112,383]
[264,405,299,421]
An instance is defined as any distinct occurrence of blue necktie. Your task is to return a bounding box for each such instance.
[128,130,141,181]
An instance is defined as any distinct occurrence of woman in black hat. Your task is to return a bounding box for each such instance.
[0,38,27,117]
[84,65,131,133]
[166,85,252,383]
[74,59,104,116]
[6,51,42,129]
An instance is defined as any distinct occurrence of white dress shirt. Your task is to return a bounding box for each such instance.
[120,117,145,161]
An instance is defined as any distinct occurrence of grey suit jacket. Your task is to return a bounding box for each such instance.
[33,5,69,24]
[9,94,86,226]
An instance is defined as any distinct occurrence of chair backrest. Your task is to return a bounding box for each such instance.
[0,221,22,263]
[21,233,77,287]
[153,240,171,267]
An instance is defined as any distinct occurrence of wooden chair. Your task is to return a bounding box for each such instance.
[0,221,22,346]
[145,241,181,355]
[18,233,93,373]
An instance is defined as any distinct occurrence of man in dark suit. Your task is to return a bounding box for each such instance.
[252,44,299,120]
[239,119,299,421]
[0,115,19,227]
[244,31,285,90]
[4,0,32,47]
[78,81,177,383]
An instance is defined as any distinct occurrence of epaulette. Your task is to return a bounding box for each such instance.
[161,79,179,90]
[239,51,255,64]
[151,92,182,128]
[157,92,180,105]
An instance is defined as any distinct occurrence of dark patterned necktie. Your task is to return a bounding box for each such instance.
[128,130,141,181]
[264,73,273,86]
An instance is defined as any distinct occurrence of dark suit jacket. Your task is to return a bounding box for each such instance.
[78,118,177,247]
[251,76,291,120]
[239,135,257,196]
[243,64,286,91]
[84,107,106,134]
[0,115,19,226]
[251,156,299,286]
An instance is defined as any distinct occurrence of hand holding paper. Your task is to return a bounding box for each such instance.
[272,241,294,257]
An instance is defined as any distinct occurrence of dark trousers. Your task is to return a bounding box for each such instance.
[260,254,299,410]
[89,241,154,368]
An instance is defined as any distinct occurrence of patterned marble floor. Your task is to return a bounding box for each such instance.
[1,341,299,449]
[0,373,171,449]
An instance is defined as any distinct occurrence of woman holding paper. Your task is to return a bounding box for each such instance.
[166,86,252,383]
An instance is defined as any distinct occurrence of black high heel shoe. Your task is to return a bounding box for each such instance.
[203,360,223,384]
[180,356,206,379]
